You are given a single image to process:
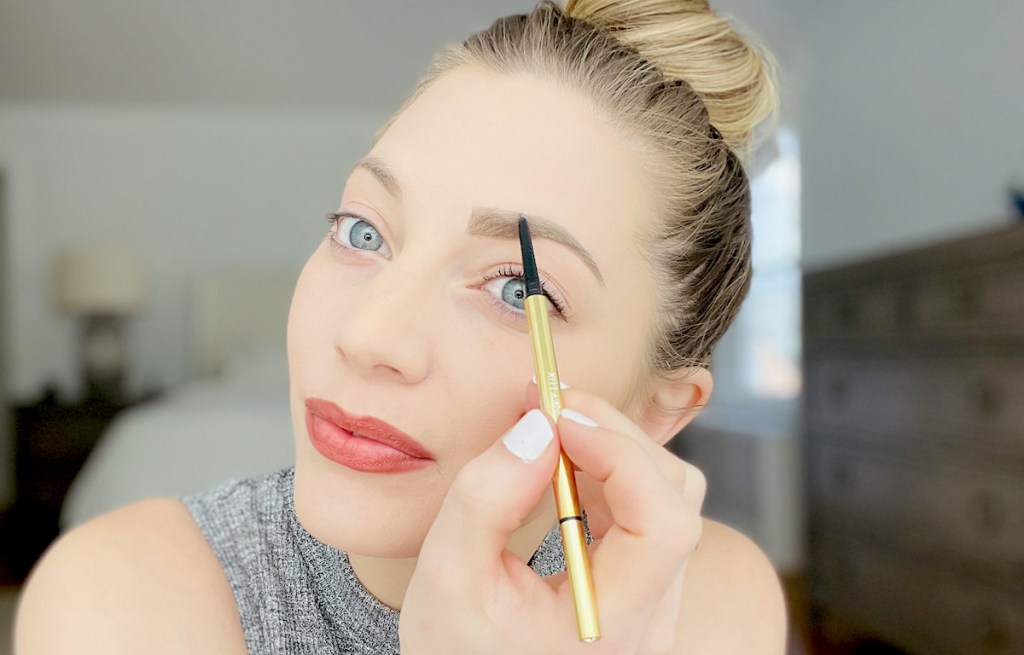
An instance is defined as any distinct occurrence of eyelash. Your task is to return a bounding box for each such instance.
[326,211,390,256]
[324,212,568,320]
[481,264,568,318]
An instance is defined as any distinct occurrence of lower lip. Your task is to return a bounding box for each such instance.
[305,409,433,473]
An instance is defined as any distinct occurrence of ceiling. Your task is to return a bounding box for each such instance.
[0,0,538,112]
[0,0,797,114]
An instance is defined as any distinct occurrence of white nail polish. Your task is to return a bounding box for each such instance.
[531,374,569,389]
[560,408,598,427]
[502,409,554,463]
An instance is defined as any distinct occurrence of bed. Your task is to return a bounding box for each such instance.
[59,270,300,531]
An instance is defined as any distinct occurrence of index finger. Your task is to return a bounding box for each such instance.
[525,381,694,486]
[556,416,701,625]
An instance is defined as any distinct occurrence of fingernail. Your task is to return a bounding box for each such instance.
[531,374,569,389]
[560,408,598,427]
[502,409,554,463]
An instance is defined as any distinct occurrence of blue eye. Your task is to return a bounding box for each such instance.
[496,277,528,311]
[327,212,391,256]
[482,265,565,319]
[349,220,383,250]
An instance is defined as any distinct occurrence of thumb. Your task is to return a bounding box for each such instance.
[423,409,560,581]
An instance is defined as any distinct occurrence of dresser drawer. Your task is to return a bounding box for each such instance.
[810,443,1024,575]
[804,278,908,339]
[814,531,1024,655]
[806,257,1024,341]
[806,357,1024,447]
[912,259,1024,337]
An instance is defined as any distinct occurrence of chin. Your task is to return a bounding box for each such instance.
[293,454,443,558]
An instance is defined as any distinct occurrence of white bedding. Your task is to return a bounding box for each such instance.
[60,350,294,531]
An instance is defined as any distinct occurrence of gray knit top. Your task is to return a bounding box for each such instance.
[179,467,578,654]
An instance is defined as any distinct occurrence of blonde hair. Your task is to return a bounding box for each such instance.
[374,0,778,411]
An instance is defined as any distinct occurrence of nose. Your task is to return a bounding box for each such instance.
[332,260,435,384]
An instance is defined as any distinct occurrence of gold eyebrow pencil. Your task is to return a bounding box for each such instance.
[518,215,600,643]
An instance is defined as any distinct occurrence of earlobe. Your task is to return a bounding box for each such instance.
[637,367,714,447]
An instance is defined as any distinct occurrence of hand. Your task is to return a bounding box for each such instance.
[398,381,706,654]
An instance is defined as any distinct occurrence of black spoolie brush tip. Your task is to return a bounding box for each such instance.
[518,214,543,297]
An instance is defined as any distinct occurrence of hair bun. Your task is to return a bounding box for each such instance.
[563,0,777,155]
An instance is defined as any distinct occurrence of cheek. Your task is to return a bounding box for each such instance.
[552,320,644,410]
[434,337,530,459]
[287,251,344,367]
[422,317,540,475]
[287,262,316,357]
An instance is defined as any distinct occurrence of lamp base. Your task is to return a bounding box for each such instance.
[79,314,129,403]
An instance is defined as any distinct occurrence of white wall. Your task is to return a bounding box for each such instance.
[0,105,384,507]
[797,2,1024,269]
[0,105,382,402]
[720,1,1024,270]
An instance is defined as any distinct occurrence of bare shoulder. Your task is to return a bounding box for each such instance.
[14,497,246,654]
[674,518,788,654]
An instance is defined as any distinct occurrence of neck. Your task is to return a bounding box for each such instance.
[348,490,557,610]
[347,552,419,610]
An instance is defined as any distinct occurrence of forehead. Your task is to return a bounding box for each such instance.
[368,65,653,254]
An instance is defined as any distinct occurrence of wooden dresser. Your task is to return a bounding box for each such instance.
[803,223,1024,654]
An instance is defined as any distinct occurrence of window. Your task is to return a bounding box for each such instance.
[704,126,801,430]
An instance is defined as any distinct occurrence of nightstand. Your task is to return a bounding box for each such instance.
[1,391,159,583]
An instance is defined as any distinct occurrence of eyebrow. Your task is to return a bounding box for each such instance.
[353,156,605,286]
[354,156,403,200]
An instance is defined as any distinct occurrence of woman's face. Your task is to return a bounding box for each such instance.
[288,64,659,557]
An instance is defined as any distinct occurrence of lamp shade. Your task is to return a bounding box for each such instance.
[56,247,145,314]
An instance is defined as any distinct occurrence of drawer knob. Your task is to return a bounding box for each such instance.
[831,551,860,595]
[955,281,982,319]
[970,604,1011,651]
[828,376,849,406]
[836,296,860,329]
[968,491,1007,535]
[970,380,1004,417]
[831,460,855,490]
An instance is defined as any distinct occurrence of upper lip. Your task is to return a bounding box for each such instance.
[305,397,435,460]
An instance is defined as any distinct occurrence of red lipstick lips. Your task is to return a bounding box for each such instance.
[304,397,434,473]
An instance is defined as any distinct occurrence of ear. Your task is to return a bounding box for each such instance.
[632,367,713,448]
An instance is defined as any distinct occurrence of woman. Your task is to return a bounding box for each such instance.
[16,1,785,652]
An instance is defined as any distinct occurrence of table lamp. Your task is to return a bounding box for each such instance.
[55,247,144,401]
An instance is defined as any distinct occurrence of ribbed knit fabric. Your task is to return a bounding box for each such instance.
[180,467,584,654]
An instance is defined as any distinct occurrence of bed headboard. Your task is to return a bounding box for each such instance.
[188,269,300,379]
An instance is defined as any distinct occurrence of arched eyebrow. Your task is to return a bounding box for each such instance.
[466,207,605,286]
[354,156,403,200]
[353,156,605,287]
